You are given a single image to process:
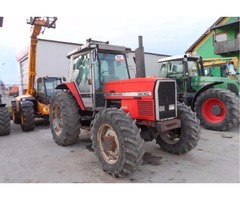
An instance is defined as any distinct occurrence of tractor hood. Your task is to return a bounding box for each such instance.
[191,76,240,96]
[104,77,169,100]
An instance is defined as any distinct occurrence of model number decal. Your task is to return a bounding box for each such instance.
[137,92,151,96]
[105,91,152,97]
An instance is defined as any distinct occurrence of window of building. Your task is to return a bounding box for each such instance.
[215,32,227,42]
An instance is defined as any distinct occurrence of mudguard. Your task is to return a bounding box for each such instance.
[191,81,223,109]
[55,82,85,110]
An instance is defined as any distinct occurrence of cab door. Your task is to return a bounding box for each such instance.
[71,52,93,110]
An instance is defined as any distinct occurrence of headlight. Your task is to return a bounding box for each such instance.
[169,104,175,110]
[21,98,26,102]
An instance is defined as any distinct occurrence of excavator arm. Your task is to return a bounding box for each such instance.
[202,56,239,80]
[203,57,238,70]
[26,16,57,96]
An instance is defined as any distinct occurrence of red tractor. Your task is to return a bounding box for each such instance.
[50,37,201,177]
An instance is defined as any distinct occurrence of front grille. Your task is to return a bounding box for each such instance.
[158,81,176,119]
[138,101,153,116]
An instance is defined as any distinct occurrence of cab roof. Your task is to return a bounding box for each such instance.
[67,40,131,58]
[157,54,200,63]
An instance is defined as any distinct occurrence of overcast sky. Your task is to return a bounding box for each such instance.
[0,0,238,85]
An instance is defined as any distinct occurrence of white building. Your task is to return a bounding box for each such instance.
[16,39,169,95]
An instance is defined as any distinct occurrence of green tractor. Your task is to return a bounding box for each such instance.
[157,54,239,131]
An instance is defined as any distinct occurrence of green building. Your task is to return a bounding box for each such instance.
[186,17,240,75]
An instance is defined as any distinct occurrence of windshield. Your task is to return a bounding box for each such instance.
[159,59,199,77]
[96,52,129,86]
[45,78,61,96]
[188,60,199,76]
[159,60,183,77]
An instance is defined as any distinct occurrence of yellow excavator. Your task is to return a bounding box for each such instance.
[11,16,64,132]
[203,57,239,81]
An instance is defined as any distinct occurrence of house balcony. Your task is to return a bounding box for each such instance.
[214,38,240,55]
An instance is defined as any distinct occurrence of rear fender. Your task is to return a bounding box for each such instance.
[56,82,85,110]
[191,81,223,109]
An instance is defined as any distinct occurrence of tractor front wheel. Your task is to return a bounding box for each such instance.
[195,88,239,131]
[156,103,200,154]
[50,91,81,146]
[20,106,35,132]
[91,108,144,177]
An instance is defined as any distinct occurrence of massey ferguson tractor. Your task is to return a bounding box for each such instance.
[49,36,201,177]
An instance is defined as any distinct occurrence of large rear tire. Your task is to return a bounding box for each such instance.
[156,103,200,154]
[0,106,11,136]
[20,106,35,132]
[50,91,81,146]
[91,108,145,177]
[194,88,239,131]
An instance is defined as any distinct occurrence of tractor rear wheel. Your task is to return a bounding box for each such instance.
[50,91,81,146]
[0,106,11,136]
[156,103,200,154]
[20,106,35,132]
[194,88,239,131]
[91,108,144,177]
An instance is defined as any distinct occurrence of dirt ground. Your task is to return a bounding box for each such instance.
[0,118,239,200]
[0,120,239,183]
[0,96,239,199]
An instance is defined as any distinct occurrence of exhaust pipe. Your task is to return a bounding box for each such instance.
[135,36,146,78]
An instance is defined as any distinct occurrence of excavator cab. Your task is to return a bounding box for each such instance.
[36,77,63,104]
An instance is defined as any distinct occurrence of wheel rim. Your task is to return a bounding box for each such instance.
[52,102,63,136]
[97,124,120,165]
[201,98,226,123]
[160,130,181,144]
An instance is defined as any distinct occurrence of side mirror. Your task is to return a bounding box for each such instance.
[199,56,203,66]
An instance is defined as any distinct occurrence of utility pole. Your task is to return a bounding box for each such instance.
[0,17,3,27]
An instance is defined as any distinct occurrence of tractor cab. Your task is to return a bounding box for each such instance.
[158,54,201,97]
[36,77,63,104]
[67,39,131,109]
[158,54,240,102]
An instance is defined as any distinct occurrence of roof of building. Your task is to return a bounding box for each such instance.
[17,38,171,61]
[211,20,240,30]
[185,17,224,53]
[39,38,170,57]
[38,38,83,46]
